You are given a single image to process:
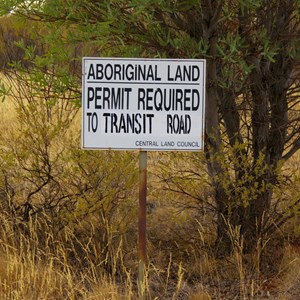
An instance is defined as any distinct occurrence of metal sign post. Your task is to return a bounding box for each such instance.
[138,150,147,298]
[81,57,206,298]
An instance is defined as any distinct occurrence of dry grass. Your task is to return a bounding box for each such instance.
[0,77,299,299]
[0,214,128,299]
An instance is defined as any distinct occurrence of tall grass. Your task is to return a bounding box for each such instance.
[0,213,129,299]
[0,210,200,299]
[0,76,300,299]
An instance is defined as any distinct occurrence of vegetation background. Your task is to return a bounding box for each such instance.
[0,0,299,299]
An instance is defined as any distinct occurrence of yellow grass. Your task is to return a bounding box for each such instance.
[0,75,299,299]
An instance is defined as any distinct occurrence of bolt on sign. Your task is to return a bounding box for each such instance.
[82,58,206,151]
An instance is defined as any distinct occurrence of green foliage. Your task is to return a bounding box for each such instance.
[0,69,137,240]
[0,79,11,101]
[205,141,271,211]
[0,0,299,259]
[238,0,262,12]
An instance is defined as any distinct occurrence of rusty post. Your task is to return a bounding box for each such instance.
[138,150,147,298]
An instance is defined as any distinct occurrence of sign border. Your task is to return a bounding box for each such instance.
[82,57,206,151]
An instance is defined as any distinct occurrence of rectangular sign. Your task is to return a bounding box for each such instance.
[82,58,206,151]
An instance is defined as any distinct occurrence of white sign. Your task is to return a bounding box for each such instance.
[82,58,206,151]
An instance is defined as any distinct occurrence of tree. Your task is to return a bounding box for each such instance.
[0,0,299,255]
